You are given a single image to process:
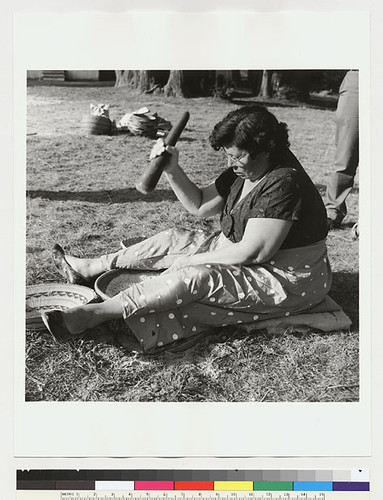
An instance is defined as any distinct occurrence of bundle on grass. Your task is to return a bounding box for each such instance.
[80,103,114,135]
[80,103,172,138]
[116,106,172,138]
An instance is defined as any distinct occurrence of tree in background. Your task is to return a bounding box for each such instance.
[259,70,346,101]
[258,70,272,98]
[115,70,215,97]
[114,70,346,101]
[115,70,153,92]
[163,70,185,97]
[247,70,263,95]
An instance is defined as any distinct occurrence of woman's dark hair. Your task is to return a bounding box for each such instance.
[209,105,290,161]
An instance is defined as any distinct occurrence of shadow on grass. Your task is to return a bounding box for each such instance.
[177,135,197,143]
[26,185,358,204]
[26,188,177,203]
[231,96,338,110]
[27,185,358,201]
[330,271,359,329]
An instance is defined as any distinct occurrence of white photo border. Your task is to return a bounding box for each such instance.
[14,10,371,457]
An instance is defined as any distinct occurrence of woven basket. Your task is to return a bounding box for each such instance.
[26,283,97,331]
[126,114,159,138]
[80,115,112,135]
[95,269,160,300]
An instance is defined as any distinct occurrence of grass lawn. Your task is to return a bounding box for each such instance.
[25,83,359,402]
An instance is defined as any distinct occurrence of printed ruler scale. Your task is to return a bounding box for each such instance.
[16,490,370,500]
[16,491,370,500]
[16,471,370,500]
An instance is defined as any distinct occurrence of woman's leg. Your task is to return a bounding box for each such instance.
[62,228,211,279]
[63,253,118,280]
[57,294,124,335]
[56,263,215,337]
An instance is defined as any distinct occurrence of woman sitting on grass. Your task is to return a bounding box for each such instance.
[42,105,330,352]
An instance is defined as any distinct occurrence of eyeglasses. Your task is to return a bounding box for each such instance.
[222,148,248,166]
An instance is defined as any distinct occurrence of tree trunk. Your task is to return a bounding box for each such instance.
[163,70,185,97]
[114,69,139,88]
[129,71,141,88]
[248,70,263,94]
[138,70,151,92]
[115,70,126,87]
[293,70,310,101]
[231,70,241,87]
[271,70,311,101]
[114,70,143,88]
[271,71,283,94]
[258,70,273,98]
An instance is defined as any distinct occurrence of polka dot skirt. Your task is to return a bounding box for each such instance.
[116,228,331,351]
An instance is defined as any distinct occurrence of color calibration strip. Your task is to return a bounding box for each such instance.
[17,480,369,492]
[16,470,369,498]
[17,469,369,483]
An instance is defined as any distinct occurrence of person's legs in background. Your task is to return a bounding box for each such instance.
[325,70,359,230]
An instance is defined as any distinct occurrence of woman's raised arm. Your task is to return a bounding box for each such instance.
[166,169,225,217]
[150,140,225,217]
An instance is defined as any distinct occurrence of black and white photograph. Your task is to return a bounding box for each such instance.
[25,68,359,403]
[13,11,371,458]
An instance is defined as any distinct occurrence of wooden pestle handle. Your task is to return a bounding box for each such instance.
[135,111,190,194]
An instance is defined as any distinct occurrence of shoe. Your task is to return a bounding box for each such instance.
[41,309,79,342]
[351,222,359,240]
[327,218,341,231]
[52,244,89,286]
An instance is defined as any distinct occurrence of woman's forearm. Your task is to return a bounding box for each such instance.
[165,165,203,215]
[187,219,292,267]
[190,242,258,267]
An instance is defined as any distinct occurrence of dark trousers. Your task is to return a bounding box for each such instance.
[325,70,359,223]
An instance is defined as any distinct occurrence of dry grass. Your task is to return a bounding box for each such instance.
[25,83,359,402]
